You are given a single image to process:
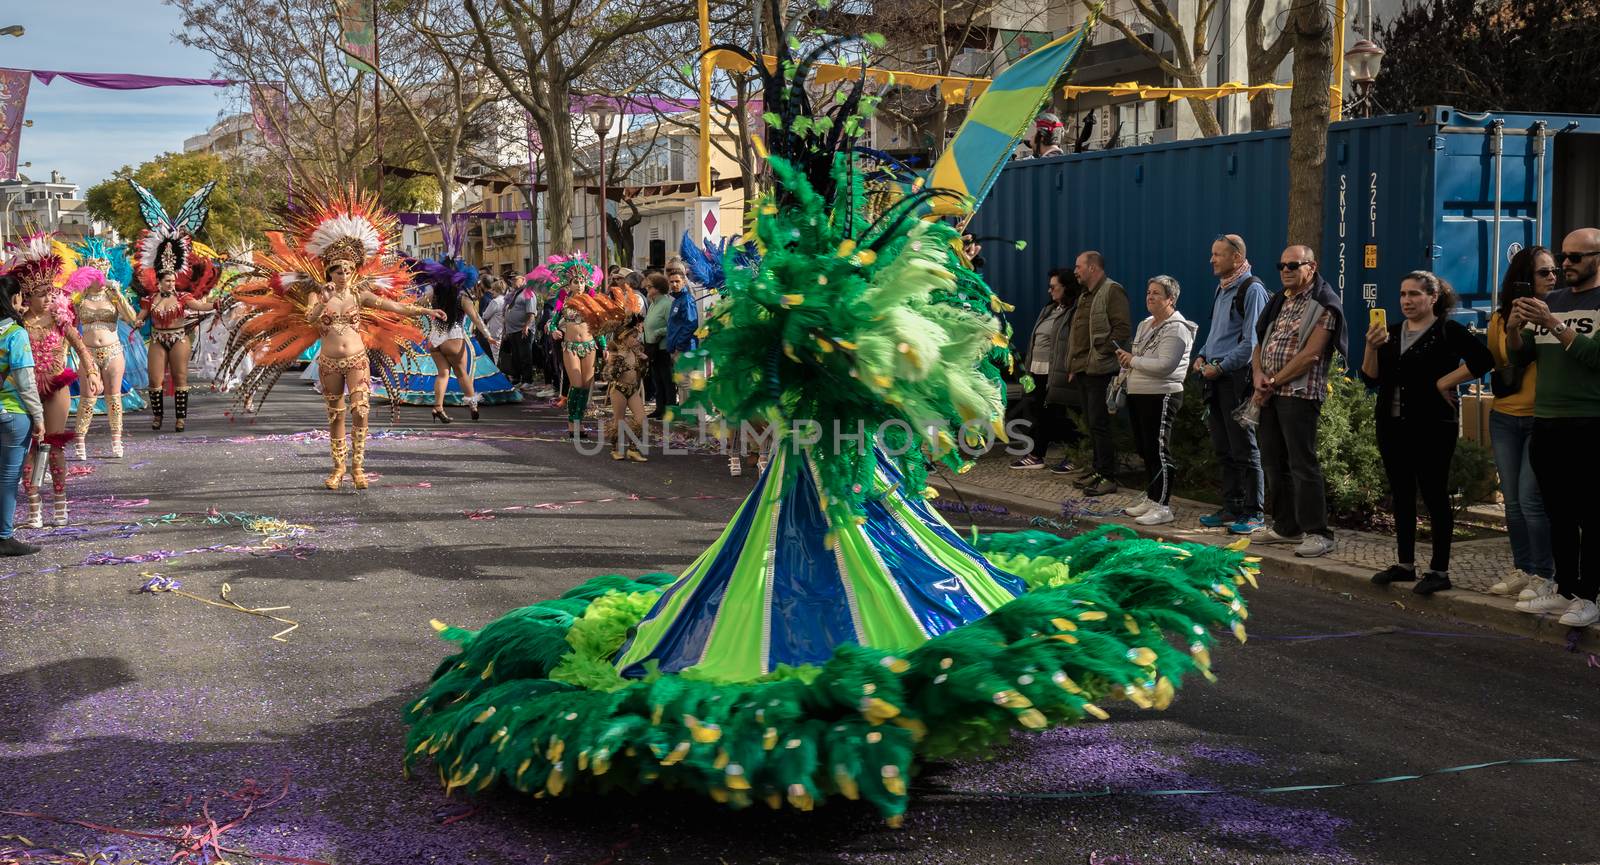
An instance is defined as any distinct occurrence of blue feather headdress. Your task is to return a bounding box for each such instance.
[71,236,134,288]
[678,232,759,293]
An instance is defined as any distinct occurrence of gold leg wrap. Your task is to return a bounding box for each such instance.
[349,389,371,490]
[108,401,124,457]
[74,395,94,456]
[325,438,347,490]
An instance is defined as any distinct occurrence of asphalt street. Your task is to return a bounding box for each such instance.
[2,385,1598,865]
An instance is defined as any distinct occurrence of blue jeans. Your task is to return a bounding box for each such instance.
[1489,411,1552,578]
[0,412,31,540]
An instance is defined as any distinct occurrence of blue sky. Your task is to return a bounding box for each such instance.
[4,1,230,193]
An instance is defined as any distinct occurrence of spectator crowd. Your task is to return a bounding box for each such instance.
[1008,228,1600,628]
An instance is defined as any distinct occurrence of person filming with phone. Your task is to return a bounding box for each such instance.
[1482,247,1559,601]
[1507,228,1600,627]
[1248,245,1346,558]
[1362,273,1493,595]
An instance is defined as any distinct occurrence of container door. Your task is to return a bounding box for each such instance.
[1431,123,1542,321]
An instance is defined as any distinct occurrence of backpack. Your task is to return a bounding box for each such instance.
[1229,275,1265,322]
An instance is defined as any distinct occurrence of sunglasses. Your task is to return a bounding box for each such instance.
[1215,234,1243,253]
[1535,267,1559,277]
[1277,261,1310,271]
[1560,251,1600,263]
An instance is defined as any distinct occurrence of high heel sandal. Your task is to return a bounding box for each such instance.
[431,408,452,424]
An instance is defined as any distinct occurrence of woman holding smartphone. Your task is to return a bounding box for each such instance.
[1483,246,1559,599]
[1362,272,1493,595]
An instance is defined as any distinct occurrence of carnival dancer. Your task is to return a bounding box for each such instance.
[7,234,101,527]
[405,14,1255,823]
[67,266,138,458]
[569,271,646,460]
[534,253,602,439]
[417,259,497,423]
[127,180,222,432]
[67,237,147,459]
[220,188,443,490]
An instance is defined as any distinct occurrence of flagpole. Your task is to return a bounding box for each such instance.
[698,0,711,197]
[373,0,384,195]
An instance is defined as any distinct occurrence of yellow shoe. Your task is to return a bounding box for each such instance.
[626,448,649,463]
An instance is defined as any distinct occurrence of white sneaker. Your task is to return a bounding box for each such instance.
[1518,577,1554,602]
[1135,504,1175,525]
[1488,569,1533,596]
[1558,598,1600,628]
[1123,497,1153,518]
[1294,535,1336,558]
[1250,526,1304,545]
[1515,580,1568,614]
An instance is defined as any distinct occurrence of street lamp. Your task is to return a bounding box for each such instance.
[1344,39,1386,118]
[586,99,617,274]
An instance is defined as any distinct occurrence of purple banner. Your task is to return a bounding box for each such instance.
[0,70,28,181]
[397,210,534,226]
[23,68,237,89]
[569,94,763,115]
[250,83,288,147]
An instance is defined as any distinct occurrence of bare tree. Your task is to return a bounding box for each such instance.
[340,1,500,227]
[1285,0,1332,248]
[168,0,436,190]
[460,0,696,252]
[1084,0,1226,137]
[1245,0,1292,130]
[862,0,1033,158]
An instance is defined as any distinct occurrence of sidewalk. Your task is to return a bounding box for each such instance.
[932,449,1600,651]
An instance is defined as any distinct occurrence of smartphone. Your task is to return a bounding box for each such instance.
[1369,307,1387,329]
[1504,281,1534,305]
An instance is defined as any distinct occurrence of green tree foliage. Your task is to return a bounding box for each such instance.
[1376,0,1600,115]
[84,150,279,250]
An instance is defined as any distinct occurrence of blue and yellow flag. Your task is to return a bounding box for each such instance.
[926,21,1093,217]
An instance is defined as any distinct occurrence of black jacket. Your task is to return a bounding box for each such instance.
[1359,318,1493,423]
[1025,300,1077,405]
[1256,274,1349,361]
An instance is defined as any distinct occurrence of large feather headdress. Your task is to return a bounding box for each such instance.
[128,179,215,282]
[5,232,65,294]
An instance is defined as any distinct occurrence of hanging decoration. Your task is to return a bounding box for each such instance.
[0,69,27,181]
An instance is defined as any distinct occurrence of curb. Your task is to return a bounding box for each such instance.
[930,477,1600,653]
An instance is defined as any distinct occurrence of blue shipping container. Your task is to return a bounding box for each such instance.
[972,106,1600,362]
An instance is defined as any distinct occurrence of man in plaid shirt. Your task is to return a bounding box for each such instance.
[1249,244,1347,558]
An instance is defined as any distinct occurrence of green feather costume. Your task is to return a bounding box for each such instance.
[404,23,1256,823]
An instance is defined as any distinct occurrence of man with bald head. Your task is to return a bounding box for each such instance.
[1508,227,1600,627]
[1248,244,1347,558]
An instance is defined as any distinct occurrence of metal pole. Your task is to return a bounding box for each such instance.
[1533,121,1548,247]
[1490,120,1504,312]
[698,0,712,197]
[1331,0,1345,122]
[373,0,383,195]
[597,123,609,273]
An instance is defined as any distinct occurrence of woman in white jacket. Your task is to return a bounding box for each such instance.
[1115,275,1196,525]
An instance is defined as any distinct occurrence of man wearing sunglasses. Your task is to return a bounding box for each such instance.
[1507,228,1600,627]
[1193,233,1270,534]
[1249,245,1347,558]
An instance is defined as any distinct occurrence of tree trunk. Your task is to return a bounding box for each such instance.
[541,105,576,252]
[1286,0,1332,249]
[1248,70,1280,130]
[1183,94,1223,137]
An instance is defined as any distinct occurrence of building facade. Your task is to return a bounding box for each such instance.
[0,172,110,247]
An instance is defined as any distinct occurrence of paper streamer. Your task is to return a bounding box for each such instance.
[461,494,743,519]
[919,756,1596,801]
[139,573,300,642]
[0,775,332,865]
